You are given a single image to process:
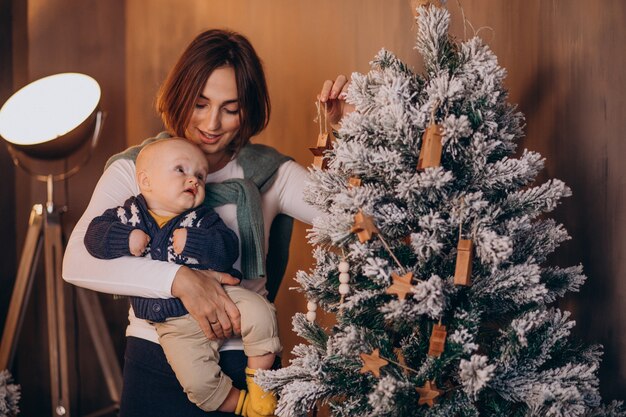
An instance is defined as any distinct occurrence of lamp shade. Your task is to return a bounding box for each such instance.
[0,73,101,159]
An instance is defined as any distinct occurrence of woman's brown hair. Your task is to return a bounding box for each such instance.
[156,29,270,154]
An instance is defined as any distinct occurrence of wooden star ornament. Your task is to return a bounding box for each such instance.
[351,211,378,243]
[415,380,442,407]
[309,132,333,169]
[359,348,389,378]
[385,271,414,300]
[348,176,362,187]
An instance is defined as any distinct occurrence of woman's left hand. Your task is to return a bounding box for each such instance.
[171,266,241,340]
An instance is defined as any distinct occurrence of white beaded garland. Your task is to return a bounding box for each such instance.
[339,283,350,295]
[306,300,318,322]
[306,311,317,322]
[338,258,351,300]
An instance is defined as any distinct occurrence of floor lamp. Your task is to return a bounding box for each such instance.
[0,73,122,417]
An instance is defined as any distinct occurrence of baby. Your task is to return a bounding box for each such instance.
[84,138,280,417]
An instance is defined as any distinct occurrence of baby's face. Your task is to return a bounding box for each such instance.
[145,141,209,214]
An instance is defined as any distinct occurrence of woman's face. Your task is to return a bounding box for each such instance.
[185,66,241,167]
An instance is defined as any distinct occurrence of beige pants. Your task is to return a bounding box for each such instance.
[154,286,281,412]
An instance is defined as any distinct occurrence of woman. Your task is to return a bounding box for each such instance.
[63,29,350,416]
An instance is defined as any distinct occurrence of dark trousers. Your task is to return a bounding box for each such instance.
[120,336,246,417]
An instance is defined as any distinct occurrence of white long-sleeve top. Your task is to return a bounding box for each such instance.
[63,154,319,349]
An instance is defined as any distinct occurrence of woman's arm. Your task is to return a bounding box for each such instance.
[63,159,180,298]
[269,74,354,223]
[63,159,241,338]
[272,160,323,225]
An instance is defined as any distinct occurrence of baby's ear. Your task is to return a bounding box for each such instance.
[136,170,151,192]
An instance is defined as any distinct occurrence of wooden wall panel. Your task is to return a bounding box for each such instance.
[9,1,127,415]
[0,0,18,344]
[124,0,626,403]
[446,1,626,401]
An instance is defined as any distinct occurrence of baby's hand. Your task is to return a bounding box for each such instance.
[129,229,150,256]
[173,228,188,254]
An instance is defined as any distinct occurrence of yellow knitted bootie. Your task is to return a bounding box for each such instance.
[234,389,251,417]
[245,367,277,416]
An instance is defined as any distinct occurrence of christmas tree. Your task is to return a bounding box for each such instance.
[0,370,20,417]
[258,4,624,417]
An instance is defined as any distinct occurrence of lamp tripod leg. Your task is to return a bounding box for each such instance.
[76,288,123,404]
[44,208,71,417]
[0,205,44,370]
[1,204,123,416]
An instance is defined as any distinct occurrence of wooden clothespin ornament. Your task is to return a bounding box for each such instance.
[309,100,333,169]
[454,239,474,286]
[417,124,443,170]
[453,199,473,286]
[428,321,447,357]
[417,104,443,171]
[351,210,378,243]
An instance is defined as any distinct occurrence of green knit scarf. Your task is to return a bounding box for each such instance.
[105,132,294,302]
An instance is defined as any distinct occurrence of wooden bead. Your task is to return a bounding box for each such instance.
[338,283,351,295]
[338,261,350,273]
[307,301,318,311]
[339,272,350,283]
[417,124,443,170]
[454,239,473,286]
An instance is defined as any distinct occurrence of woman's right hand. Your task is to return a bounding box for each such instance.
[171,266,241,340]
[319,74,355,130]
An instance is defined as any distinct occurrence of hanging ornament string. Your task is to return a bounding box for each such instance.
[311,100,332,170]
[316,99,322,135]
[458,196,465,241]
[430,99,438,125]
[378,234,407,274]
[351,210,406,274]
[315,99,329,136]
[455,0,495,42]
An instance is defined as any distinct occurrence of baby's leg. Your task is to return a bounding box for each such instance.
[155,315,232,412]
[224,286,281,366]
[225,286,281,416]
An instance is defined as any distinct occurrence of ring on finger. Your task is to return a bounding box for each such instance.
[209,320,219,325]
